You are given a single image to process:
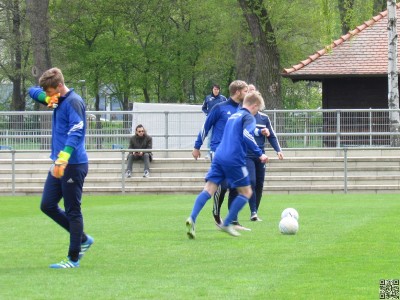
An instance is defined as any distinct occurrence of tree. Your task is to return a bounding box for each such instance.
[26,0,51,85]
[387,0,400,146]
[237,0,282,109]
[0,0,30,112]
[374,0,387,13]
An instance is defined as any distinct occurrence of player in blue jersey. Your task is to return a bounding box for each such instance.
[201,84,227,115]
[248,110,283,220]
[247,84,284,221]
[201,84,227,159]
[229,84,284,224]
[186,91,268,238]
[192,80,248,227]
[29,68,93,268]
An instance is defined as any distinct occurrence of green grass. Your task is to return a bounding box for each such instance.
[0,194,398,299]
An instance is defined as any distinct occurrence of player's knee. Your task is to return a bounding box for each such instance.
[241,189,253,199]
[40,201,54,214]
[247,190,253,199]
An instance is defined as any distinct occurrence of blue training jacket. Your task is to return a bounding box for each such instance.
[213,107,262,167]
[29,87,88,164]
[201,93,227,115]
[247,112,282,157]
[194,98,239,152]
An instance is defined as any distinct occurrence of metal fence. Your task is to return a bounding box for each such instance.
[0,109,399,150]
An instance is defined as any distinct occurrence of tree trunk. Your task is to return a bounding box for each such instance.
[10,0,25,112]
[387,0,400,146]
[26,0,52,84]
[235,41,257,84]
[26,0,52,149]
[237,0,286,146]
[237,0,283,110]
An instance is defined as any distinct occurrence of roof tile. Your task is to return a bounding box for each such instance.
[283,4,400,78]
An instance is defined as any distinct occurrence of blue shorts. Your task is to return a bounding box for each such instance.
[205,161,250,188]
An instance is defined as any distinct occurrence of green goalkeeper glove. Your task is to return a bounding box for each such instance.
[51,151,70,178]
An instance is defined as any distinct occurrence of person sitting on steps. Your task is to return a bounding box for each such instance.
[125,124,153,178]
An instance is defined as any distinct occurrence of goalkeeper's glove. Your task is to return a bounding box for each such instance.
[28,87,60,109]
[51,151,70,178]
[45,93,60,108]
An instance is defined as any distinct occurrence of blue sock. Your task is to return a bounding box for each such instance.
[223,195,248,226]
[190,191,211,222]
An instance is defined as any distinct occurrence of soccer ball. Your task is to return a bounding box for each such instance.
[279,216,299,235]
[281,207,299,221]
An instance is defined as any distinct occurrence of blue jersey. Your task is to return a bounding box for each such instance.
[248,112,282,157]
[213,107,262,167]
[194,98,239,152]
[202,93,227,115]
[29,87,88,164]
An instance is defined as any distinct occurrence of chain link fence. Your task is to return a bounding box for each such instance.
[0,109,399,150]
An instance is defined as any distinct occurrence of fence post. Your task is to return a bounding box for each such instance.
[336,110,341,148]
[304,112,308,147]
[11,150,15,196]
[164,112,169,158]
[369,108,373,146]
[343,147,348,194]
[121,150,125,193]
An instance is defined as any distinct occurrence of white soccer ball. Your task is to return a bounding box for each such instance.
[279,216,299,235]
[281,208,299,221]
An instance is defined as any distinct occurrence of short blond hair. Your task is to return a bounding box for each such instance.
[243,91,265,111]
[39,68,65,90]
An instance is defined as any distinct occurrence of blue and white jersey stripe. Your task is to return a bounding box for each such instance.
[214,108,262,167]
[194,99,240,152]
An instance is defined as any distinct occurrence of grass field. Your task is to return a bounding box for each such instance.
[0,194,399,300]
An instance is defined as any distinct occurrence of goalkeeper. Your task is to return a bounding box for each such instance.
[28,67,93,269]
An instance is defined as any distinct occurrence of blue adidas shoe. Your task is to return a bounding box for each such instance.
[79,235,94,259]
[50,257,79,269]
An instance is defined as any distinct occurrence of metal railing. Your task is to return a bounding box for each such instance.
[2,147,400,195]
[0,109,399,150]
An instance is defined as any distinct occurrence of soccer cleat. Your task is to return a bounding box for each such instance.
[125,170,131,178]
[233,223,252,231]
[250,213,263,222]
[220,225,240,237]
[186,217,196,239]
[79,234,94,259]
[49,257,79,269]
[143,170,150,178]
[213,214,223,228]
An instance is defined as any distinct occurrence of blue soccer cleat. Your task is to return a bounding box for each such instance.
[79,234,94,259]
[50,257,79,269]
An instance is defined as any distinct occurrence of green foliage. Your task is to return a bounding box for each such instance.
[347,0,375,31]
[0,194,398,299]
[282,79,322,109]
[48,0,241,104]
[0,0,387,109]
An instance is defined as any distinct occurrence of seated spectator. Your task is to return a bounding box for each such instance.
[125,124,153,178]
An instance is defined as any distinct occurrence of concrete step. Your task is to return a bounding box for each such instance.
[3,174,400,190]
[3,149,400,195]
[3,183,400,196]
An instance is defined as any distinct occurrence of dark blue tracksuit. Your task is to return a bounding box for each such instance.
[201,93,227,115]
[29,87,88,260]
[229,111,281,217]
